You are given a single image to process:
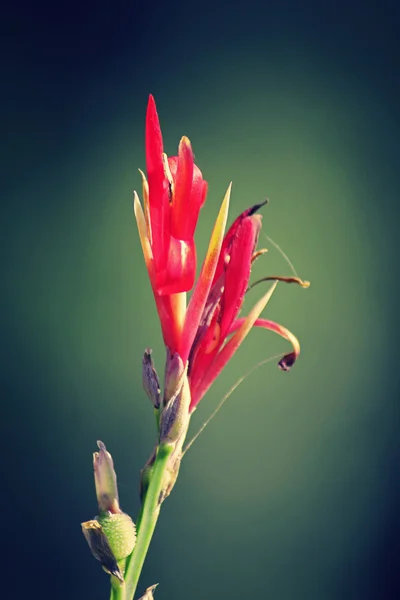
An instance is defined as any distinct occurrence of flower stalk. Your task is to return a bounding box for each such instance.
[82,94,308,599]
[122,443,175,600]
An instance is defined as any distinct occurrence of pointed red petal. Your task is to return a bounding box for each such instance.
[170,137,194,239]
[145,95,169,276]
[213,200,267,284]
[145,95,164,178]
[134,192,179,351]
[180,184,231,362]
[219,214,262,341]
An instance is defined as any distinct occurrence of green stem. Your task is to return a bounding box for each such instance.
[122,443,173,600]
[110,583,125,600]
[109,559,127,600]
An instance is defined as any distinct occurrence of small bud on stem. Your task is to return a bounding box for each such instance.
[82,442,136,583]
[159,443,183,504]
[159,352,191,445]
[142,348,161,409]
[94,441,120,514]
[162,349,185,407]
[138,584,158,600]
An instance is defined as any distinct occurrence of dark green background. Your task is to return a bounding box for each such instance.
[3,1,399,598]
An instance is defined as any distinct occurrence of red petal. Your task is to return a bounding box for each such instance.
[189,284,278,409]
[145,95,164,179]
[188,309,221,402]
[201,180,208,208]
[153,294,181,352]
[170,137,194,239]
[179,184,231,362]
[219,214,262,341]
[187,164,207,233]
[229,317,300,372]
[145,95,170,274]
[156,236,196,295]
[213,201,267,284]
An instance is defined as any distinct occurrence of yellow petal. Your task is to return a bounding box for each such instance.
[138,169,152,244]
[134,191,153,269]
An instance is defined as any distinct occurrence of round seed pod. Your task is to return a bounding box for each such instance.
[97,512,136,561]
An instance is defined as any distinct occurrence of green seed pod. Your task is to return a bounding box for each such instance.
[97,511,136,561]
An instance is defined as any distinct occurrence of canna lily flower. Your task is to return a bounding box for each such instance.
[134,95,207,353]
[135,95,307,414]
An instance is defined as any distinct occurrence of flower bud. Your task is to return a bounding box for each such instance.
[163,349,185,407]
[94,441,120,513]
[142,348,161,409]
[138,584,158,600]
[82,442,137,582]
[159,352,191,445]
[159,447,182,503]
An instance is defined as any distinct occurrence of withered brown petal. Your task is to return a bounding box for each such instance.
[81,520,124,583]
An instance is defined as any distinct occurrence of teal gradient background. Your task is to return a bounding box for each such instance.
[3,1,399,599]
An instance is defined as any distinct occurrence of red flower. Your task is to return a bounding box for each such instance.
[135,96,305,410]
[145,95,207,296]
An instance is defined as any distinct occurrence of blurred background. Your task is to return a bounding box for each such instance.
[2,1,399,598]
